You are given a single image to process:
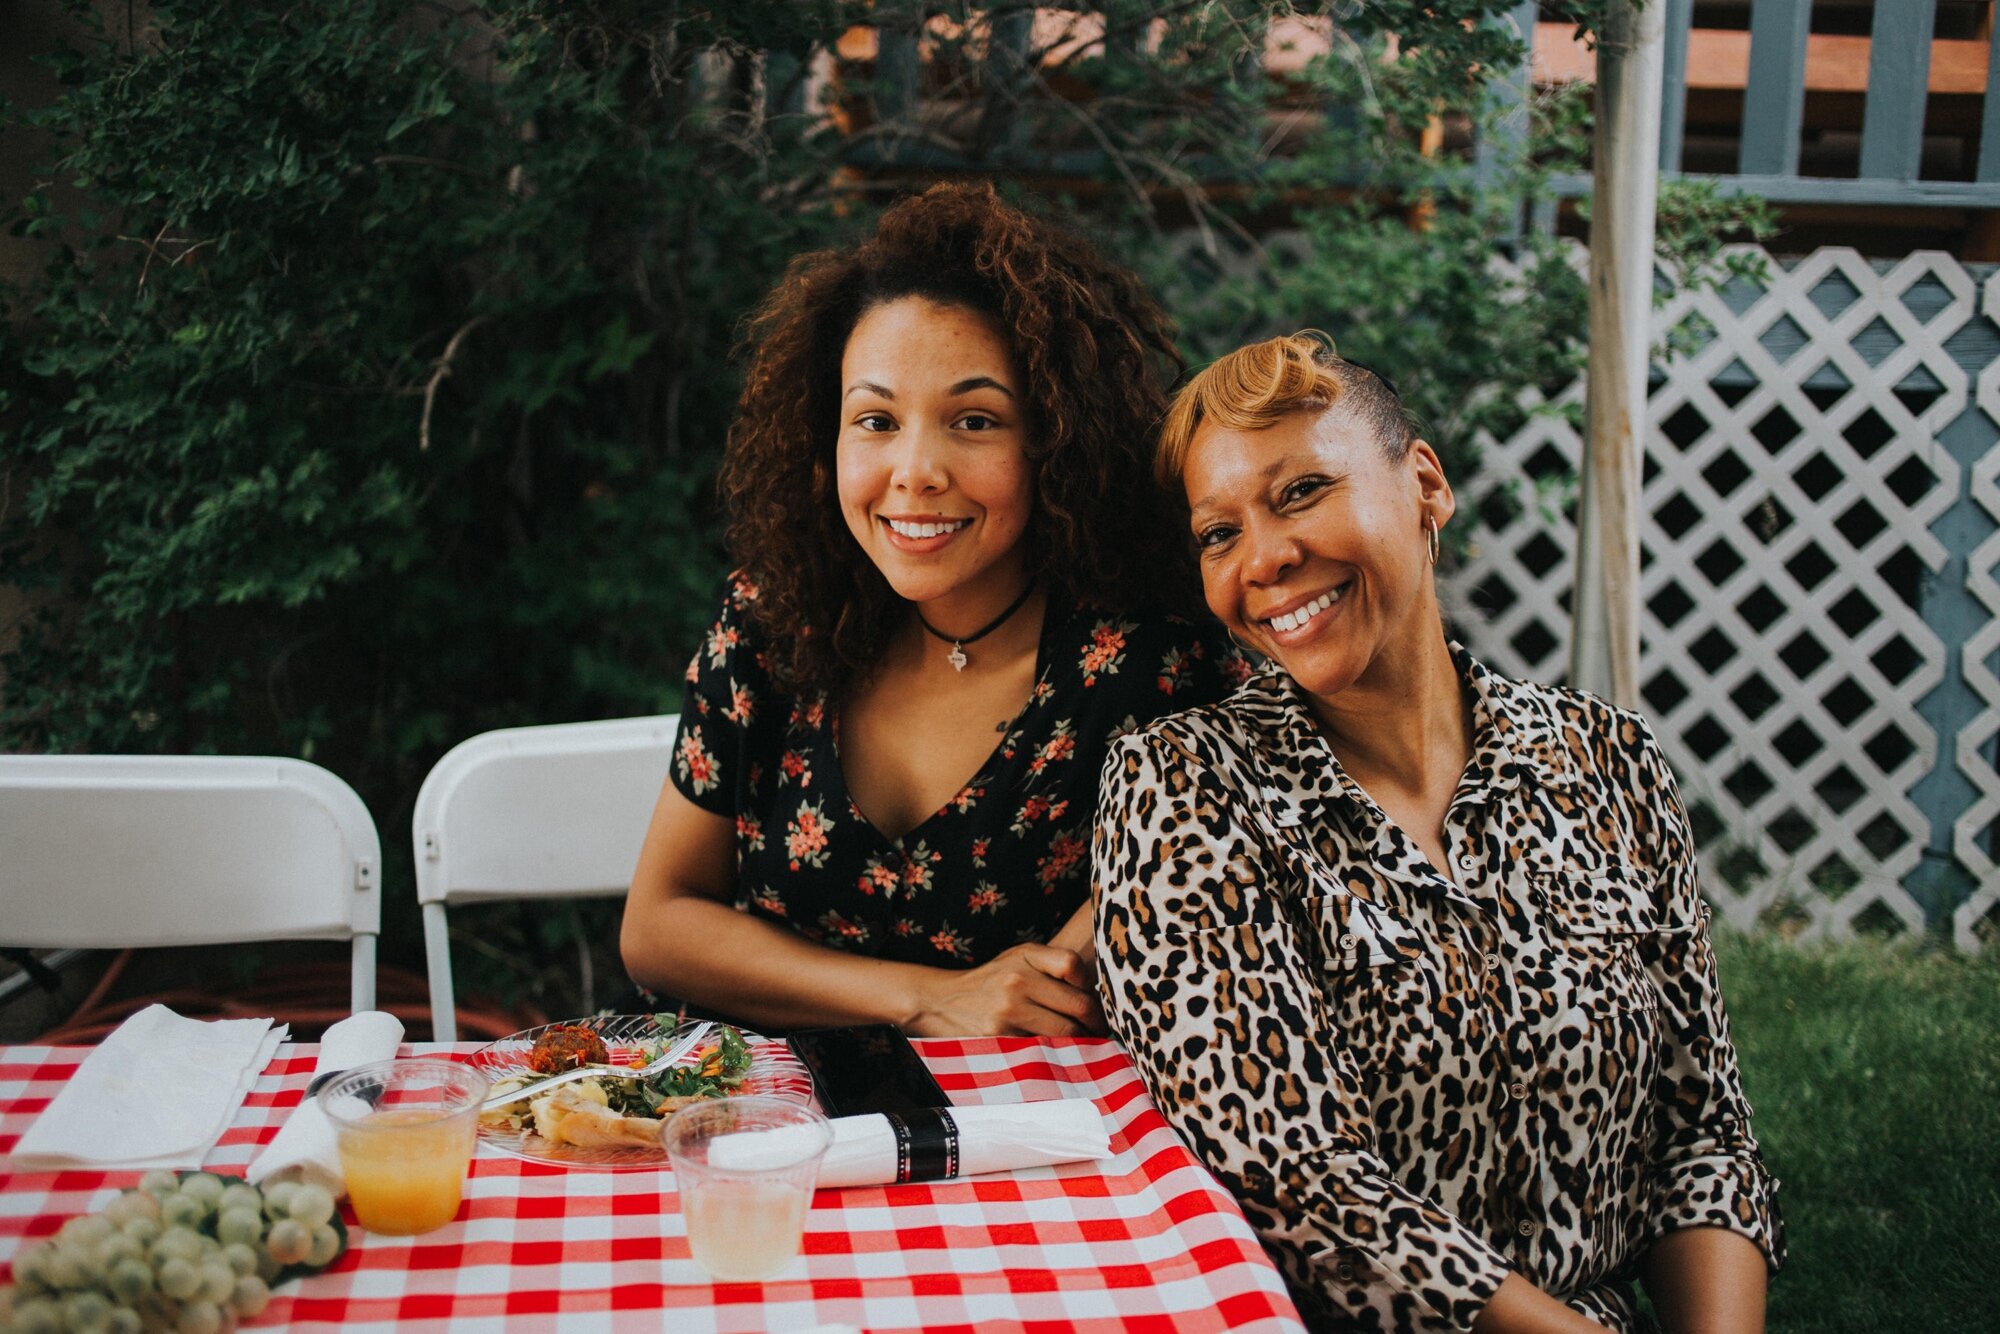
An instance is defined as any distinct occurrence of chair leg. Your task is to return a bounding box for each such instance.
[352,933,377,1013]
[422,901,457,1043]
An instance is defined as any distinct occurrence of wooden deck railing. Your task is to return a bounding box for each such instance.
[835,4,2000,226]
[1524,0,2000,208]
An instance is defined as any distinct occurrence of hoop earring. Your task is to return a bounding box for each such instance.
[1425,516,1440,566]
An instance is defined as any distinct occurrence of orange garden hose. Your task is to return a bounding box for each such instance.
[33,953,547,1045]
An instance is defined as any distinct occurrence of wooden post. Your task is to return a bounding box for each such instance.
[1570,0,1664,704]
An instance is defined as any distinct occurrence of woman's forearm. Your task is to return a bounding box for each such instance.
[623,783,1099,1035]
[1470,1275,1612,1334]
[620,893,934,1031]
[1641,1227,1768,1334]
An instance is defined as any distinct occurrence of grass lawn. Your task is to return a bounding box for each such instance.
[1714,930,2000,1333]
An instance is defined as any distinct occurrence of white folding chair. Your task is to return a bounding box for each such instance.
[0,754,381,1014]
[411,715,677,1041]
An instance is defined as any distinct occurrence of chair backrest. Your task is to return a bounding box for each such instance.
[0,754,381,1013]
[410,714,677,1040]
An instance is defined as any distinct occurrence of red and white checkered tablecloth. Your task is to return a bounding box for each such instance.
[0,1037,1304,1333]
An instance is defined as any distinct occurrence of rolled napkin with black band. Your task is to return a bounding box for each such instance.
[247,1010,404,1195]
[883,1107,961,1182]
[707,1098,1110,1187]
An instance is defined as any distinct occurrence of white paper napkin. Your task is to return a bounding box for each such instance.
[707,1098,1110,1187]
[246,1010,405,1196]
[11,1004,286,1171]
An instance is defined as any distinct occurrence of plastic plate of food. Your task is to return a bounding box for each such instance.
[470,1015,814,1170]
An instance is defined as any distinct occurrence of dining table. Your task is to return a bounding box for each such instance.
[0,1035,1306,1332]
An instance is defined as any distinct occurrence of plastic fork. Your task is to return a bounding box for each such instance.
[480,1020,715,1114]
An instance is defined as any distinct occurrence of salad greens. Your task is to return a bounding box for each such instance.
[613,1020,752,1116]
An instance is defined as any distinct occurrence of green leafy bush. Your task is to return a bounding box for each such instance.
[2,0,873,1008]
[2,0,1758,1014]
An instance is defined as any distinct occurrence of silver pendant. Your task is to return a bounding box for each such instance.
[948,642,969,671]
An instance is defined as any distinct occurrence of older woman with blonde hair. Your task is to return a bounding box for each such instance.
[1092,332,1783,1332]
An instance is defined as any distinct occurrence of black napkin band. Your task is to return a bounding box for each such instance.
[305,1067,384,1107]
[883,1107,960,1183]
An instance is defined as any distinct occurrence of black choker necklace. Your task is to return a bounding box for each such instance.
[916,580,1038,672]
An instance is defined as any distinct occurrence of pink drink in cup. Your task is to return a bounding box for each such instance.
[663,1095,832,1280]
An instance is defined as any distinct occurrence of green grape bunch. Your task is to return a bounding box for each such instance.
[1,1171,344,1333]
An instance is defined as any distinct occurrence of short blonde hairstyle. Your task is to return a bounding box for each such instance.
[1155,331,1409,486]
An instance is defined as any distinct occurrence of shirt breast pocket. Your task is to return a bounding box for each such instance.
[1531,867,1665,1020]
[1308,894,1445,1074]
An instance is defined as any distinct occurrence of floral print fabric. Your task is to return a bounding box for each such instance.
[672,574,1247,967]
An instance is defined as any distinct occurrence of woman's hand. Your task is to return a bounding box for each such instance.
[904,942,1105,1037]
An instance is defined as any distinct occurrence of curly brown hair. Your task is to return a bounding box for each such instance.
[721,181,1193,697]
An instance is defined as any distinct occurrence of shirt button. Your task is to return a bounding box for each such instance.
[1335,1262,1356,1281]
[1516,1219,1538,1237]
[1458,853,1477,869]
[1508,1081,1530,1101]
[1338,932,1358,951]
[1483,951,1501,970]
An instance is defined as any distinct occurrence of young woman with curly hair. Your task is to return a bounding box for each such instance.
[620,182,1246,1036]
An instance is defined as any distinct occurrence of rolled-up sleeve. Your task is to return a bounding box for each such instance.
[1633,721,1787,1274]
[1092,733,1515,1329]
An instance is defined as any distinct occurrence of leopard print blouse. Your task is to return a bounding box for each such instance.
[1091,648,1785,1332]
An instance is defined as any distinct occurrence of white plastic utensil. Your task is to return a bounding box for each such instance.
[480,1020,715,1114]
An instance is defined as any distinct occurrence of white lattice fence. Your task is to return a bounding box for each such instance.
[1446,246,1987,946]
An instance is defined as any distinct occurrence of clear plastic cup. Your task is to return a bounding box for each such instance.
[318,1058,489,1236]
[663,1095,832,1281]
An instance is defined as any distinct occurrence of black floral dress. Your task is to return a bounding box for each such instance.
[671,572,1249,967]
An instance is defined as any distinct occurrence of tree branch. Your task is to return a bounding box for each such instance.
[419,316,491,452]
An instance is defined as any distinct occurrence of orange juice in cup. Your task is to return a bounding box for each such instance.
[318,1059,488,1235]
